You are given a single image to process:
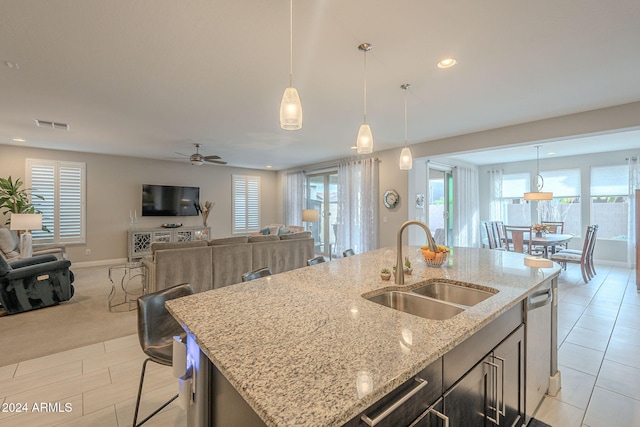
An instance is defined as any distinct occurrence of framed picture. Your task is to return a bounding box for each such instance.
[415,193,425,208]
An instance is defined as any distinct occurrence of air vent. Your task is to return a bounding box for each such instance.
[34,119,70,131]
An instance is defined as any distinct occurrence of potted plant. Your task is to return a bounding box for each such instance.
[380,268,391,281]
[404,256,413,275]
[0,176,45,226]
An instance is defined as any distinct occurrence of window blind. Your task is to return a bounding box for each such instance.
[232,175,260,233]
[26,159,86,244]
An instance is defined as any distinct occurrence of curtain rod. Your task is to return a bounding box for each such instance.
[284,155,380,175]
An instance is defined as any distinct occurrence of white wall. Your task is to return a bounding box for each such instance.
[0,144,279,263]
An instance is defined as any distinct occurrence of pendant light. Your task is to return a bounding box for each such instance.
[356,43,373,154]
[399,83,413,170]
[280,0,302,130]
[524,145,553,200]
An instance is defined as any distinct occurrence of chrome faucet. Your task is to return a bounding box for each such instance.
[396,220,438,285]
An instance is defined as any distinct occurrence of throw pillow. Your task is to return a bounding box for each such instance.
[277,228,291,235]
[0,228,19,260]
[259,227,270,235]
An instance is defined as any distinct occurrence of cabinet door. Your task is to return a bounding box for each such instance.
[443,357,492,427]
[409,399,447,427]
[130,230,152,259]
[493,325,524,427]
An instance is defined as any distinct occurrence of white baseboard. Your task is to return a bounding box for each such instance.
[70,258,128,268]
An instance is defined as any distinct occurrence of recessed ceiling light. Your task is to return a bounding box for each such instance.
[12,138,26,142]
[547,152,556,156]
[350,146,357,150]
[266,165,272,169]
[437,58,457,69]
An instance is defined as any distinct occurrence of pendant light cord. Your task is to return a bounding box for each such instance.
[289,0,293,87]
[363,48,367,124]
[404,86,408,147]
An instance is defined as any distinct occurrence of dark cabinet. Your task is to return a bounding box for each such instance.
[494,325,524,427]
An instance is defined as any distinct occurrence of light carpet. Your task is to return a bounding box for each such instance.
[0,264,139,367]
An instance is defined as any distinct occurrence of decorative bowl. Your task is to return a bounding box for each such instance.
[421,251,448,267]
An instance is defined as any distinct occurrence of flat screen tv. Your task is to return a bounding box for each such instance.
[142,184,200,217]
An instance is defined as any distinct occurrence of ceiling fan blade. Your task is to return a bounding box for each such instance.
[205,159,227,165]
[203,154,222,160]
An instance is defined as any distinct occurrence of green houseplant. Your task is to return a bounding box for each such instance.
[0,176,45,226]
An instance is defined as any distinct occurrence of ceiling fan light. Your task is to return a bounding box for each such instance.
[280,87,303,130]
[191,159,204,166]
[399,147,413,170]
[356,124,373,154]
[524,191,553,201]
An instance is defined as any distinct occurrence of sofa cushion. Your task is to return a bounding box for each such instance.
[0,228,19,260]
[151,240,207,255]
[279,231,312,240]
[249,234,280,243]
[209,235,249,246]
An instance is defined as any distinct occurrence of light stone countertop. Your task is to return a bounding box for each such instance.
[166,246,560,427]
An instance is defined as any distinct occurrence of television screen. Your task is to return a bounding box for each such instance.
[142,184,200,216]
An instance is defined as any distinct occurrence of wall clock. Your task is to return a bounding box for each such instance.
[383,189,399,208]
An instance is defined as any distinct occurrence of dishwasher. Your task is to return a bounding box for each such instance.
[525,278,557,424]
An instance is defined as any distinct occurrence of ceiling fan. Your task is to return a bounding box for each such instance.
[176,143,227,166]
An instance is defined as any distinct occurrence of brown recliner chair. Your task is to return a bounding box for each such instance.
[0,254,74,314]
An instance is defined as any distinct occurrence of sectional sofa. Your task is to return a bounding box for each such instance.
[142,232,314,293]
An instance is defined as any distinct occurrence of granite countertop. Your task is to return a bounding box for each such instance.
[166,246,560,427]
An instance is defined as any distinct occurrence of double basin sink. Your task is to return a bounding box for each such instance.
[366,280,498,320]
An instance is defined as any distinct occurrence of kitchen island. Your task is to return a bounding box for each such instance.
[166,246,561,427]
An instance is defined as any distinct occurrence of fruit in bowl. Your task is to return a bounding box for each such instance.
[421,244,450,266]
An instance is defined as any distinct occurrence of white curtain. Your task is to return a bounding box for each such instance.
[628,156,639,268]
[453,166,480,247]
[337,157,379,254]
[488,169,503,221]
[282,170,306,226]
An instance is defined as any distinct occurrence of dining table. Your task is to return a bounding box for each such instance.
[527,233,573,258]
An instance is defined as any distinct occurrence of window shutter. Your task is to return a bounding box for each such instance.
[232,175,260,233]
[26,159,86,244]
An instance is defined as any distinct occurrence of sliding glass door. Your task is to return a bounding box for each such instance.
[306,172,338,258]
[427,166,453,246]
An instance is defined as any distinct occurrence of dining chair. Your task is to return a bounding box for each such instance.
[541,221,564,234]
[134,283,194,427]
[551,225,597,283]
[492,221,507,250]
[241,267,272,282]
[541,221,567,251]
[484,222,498,249]
[307,256,326,266]
[503,225,533,254]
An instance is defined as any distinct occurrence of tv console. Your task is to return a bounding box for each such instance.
[128,226,210,261]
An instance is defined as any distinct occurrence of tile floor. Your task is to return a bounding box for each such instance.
[0,263,637,426]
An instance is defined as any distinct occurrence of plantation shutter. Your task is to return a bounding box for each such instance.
[232,175,260,233]
[26,159,86,244]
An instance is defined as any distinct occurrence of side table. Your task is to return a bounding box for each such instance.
[108,262,146,312]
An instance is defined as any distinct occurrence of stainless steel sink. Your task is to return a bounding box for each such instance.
[410,282,496,307]
[366,291,464,320]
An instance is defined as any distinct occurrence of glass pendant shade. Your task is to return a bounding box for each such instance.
[399,147,413,170]
[356,124,373,154]
[280,87,302,130]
